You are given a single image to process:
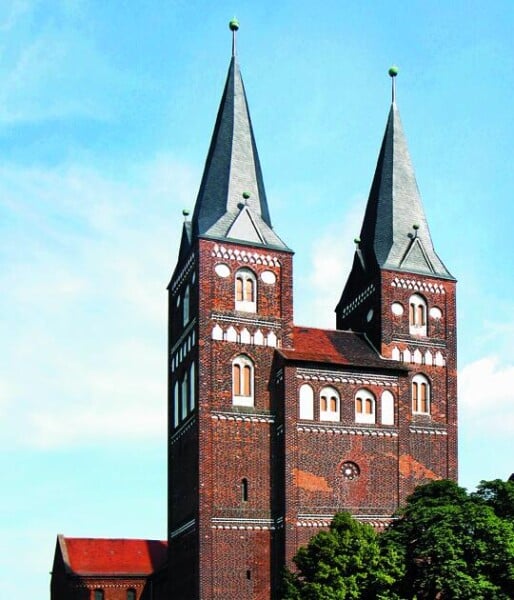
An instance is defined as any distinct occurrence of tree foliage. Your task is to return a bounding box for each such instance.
[472,478,514,522]
[282,512,402,599]
[384,480,514,599]
[282,479,514,600]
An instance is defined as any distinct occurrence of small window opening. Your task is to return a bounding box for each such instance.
[242,478,249,502]
[246,569,252,580]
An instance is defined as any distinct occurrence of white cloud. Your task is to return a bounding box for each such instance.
[0,156,197,449]
[459,356,514,434]
[296,198,364,328]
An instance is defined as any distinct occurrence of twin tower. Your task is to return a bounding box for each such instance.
[167,24,457,599]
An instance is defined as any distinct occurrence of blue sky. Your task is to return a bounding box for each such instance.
[1,1,513,597]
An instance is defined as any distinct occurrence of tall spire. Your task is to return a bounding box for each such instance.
[357,68,453,279]
[191,20,289,251]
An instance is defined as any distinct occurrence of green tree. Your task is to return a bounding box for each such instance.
[383,479,514,599]
[472,478,514,521]
[282,512,402,599]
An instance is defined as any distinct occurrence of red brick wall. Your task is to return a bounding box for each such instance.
[168,237,293,599]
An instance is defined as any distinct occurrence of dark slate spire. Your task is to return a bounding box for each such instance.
[191,22,289,250]
[358,71,453,279]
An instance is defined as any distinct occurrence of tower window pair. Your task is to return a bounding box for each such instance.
[232,355,254,406]
[412,374,431,414]
[235,268,256,312]
[408,293,427,336]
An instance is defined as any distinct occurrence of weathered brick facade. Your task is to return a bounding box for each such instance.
[166,34,458,599]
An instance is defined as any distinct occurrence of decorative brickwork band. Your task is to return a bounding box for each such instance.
[211,517,283,530]
[297,424,398,437]
[171,253,195,293]
[211,411,275,424]
[297,368,399,387]
[391,277,445,294]
[211,244,281,267]
[340,283,376,318]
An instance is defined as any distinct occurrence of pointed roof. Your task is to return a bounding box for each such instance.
[191,47,289,251]
[358,101,454,279]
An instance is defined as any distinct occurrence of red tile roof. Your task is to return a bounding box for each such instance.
[61,537,167,575]
[279,326,405,370]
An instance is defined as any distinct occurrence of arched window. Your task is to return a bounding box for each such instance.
[381,390,395,425]
[412,374,431,414]
[355,389,376,424]
[181,371,189,419]
[189,362,196,411]
[235,268,257,312]
[232,355,254,406]
[127,589,136,600]
[94,590,104,600]
[173,381,179,427]
[183,285,190,326]
[409,293,427,336]
[299,384,314,420]
[320,386,340,422]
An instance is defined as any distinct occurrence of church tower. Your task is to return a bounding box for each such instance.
[167,21,293,599]
[336,68,458,499]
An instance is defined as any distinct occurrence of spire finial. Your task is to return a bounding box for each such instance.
[388,65,399,104]
[229,18,239,57]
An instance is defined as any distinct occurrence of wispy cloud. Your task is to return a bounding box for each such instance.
[459,355,514,434]
[296,197,364,328]
[0,1,139,124]
[0,155,198,448]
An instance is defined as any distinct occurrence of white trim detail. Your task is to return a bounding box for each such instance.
[340,283,376,318]
[391,277,446,294]
[211,244,282,267]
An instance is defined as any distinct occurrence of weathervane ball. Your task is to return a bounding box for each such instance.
[242,191,251,199]
[388,65,399,77]
[182,209,190,217]
[229,18,239,31]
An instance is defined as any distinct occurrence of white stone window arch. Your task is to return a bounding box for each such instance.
[226,326,237,342]
[267,331,277,347]
[232,355,254,407]
[299,384,314,420]
[381,390,395,425]
[212,324,223,340]
[320,386,340,422]
[409,293,427,336]
[235,268,257,312]
[240,328,251,344]
[355,388,376,424]
[412,373,431,414]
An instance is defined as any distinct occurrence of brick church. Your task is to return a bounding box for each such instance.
[51,22,457,600]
